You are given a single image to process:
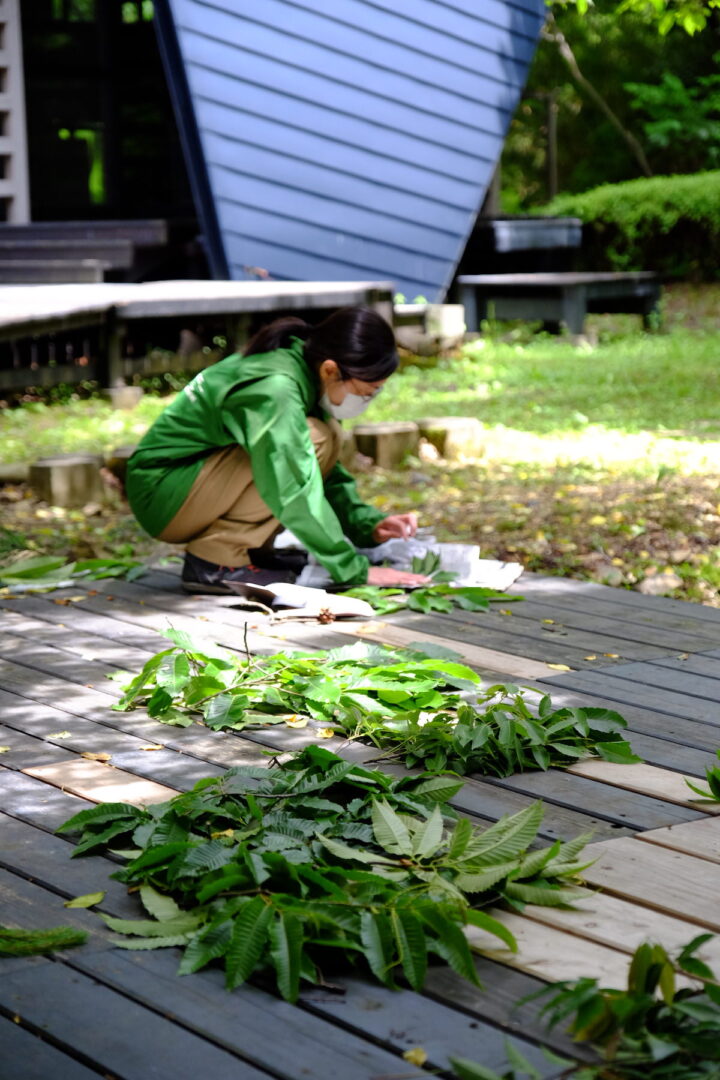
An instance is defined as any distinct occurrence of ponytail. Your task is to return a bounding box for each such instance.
[243,316,311,357]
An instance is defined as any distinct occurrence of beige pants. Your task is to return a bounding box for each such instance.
[158,417,341,566]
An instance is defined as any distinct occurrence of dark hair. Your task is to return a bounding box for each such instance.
[243,306,398,382]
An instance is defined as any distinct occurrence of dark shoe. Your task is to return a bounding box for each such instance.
[247,546,308,575]
[181,551,296,595]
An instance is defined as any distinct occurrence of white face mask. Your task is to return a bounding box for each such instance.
[320,387,381,420]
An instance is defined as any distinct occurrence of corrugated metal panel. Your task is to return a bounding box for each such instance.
[156,0,545,299]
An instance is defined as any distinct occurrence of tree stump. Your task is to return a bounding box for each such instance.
[417,416,484,460]
[29,454,106,508]
[352,421,419,468]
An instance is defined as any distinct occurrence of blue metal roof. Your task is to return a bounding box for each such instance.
[155,0,546,300]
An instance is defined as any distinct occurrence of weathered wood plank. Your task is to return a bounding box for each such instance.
[582,836,720,929]
[519,890,720,966]
[0,867,112,951]
[466,911,632,985]
[539,667,720,726]
[509,572,720,627]
[637,817,720,864]
[593,659,720,699]
[0,631,122,696]
[650,652,720,680]
[0,607,155,667]
[0,1011,104,1080]
[567,760,720,814]
[23,759,179,806]
[0,723,77,771]
[0,963,276,1080]
[74,947,435,1080]
[482,768,703,831]
[297,973,555,1076]
[330,618,550,679]
[412,607,675,666]
[0,812,140,918]
[2,593,167,652]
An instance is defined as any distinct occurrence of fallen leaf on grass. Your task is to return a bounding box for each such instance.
[81,752,111,762]
[64,891,105,908]
[546,663,572,671]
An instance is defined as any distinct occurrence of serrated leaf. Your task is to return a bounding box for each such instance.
[139,885,184,922]
[360,911,397,987]
[269,912,303,1002]
[449,1057,504,1080]
[391,908,426,990]
[465,908,518,952]
[448,817,473,859]
[100,914,202,937]
[372,799,412,855]
[412,803,444,859]
[178,920,233,974]
[110,934,191,950]
[225,897,273,989]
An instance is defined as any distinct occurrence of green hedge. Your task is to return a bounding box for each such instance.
[542,172,720,279]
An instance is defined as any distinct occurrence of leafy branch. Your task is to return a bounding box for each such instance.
[58,747,591,1002]
[450,935,720,1079]
[0,553,147,591]
[685,748,720,803]
[113,633,640,777]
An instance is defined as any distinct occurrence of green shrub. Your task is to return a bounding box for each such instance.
[542,172,720,279]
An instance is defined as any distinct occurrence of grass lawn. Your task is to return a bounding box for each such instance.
[1,283,719,603]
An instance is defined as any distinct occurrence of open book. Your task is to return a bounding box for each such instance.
[225,580,374,620]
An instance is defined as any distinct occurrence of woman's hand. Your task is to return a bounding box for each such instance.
[372,512,418,543]
[367,566,430,587]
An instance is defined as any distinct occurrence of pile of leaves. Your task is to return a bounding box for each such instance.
[0,552,147,591]
[58,746,591,1002]
[113,632,640,777]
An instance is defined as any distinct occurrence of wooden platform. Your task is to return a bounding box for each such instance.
[2,568,720,1078]
[457,271,661,335]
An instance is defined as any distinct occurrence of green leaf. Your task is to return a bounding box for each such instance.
[63,891,105,908]
[360,911,397,987]
[420,907,481,985]
[139,886,184,922]
[225,897,274,990]
[448,817,473,859]
[465,909,518,952]
[178,920,233,975]
[371,799,413,855]
[391,908,427,990]
[449,1057,504,1080]
[156,651,191,694]
[268,912,303,1002]
[111,934,192,950]
[0,925,88,955]
[412,803,444,859]
[100,914,203,937]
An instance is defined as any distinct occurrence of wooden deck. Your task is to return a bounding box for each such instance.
[2,567,720,1078]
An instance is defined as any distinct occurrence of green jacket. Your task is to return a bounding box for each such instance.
[125,337,383,583]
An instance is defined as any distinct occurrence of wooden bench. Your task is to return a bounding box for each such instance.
[457,271,661,336]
